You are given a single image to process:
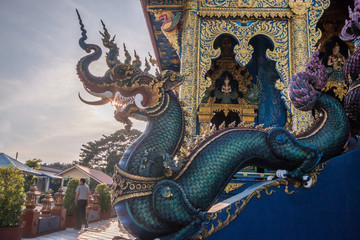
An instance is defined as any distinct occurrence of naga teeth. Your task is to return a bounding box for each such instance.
[114,92,134,102]
[112,91,136,111]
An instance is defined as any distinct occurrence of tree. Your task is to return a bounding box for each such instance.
[42,162,73,170]
[0,166,25,228]
[64,178,79,216]
[77,129,142,175]
[25,158,42,169]
[24,158,42,191]
[95,183,111,212]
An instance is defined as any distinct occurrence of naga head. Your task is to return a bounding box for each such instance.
[76,11,184,131]
[289,46,327,111]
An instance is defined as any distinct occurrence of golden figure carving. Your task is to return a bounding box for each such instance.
[327,43,345,70]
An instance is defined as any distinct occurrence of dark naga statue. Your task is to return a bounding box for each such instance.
[341,0,360,136]
[76,10,349,240]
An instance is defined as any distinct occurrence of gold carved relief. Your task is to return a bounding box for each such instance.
[307,0,330,54]
[234,40,254,67]
[235,0,255,8]
[322,80,348,101]
[199,0,289,8]
[287,0,330,130]
[180,1,199,141]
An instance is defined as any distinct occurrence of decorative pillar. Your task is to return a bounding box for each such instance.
[289,0,312,131]
[40,189,54,216]
[93,190,101,220]
[197,104,212,135]
[51,187,66,229]
[180,0,199,142]
[92,190,100,212]
[87,194,94,213]
[21,183,41,237]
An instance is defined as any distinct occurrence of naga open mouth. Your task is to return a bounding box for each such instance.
[79,86,147,111]
[113,92,146,114]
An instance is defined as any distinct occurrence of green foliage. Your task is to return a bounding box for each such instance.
[25,158,42,169]
[89,178,98,192]
[0,166,25,228]
[64,178,79,216]
[95,183,111,212]
[78,129,142,175]
[24,158,42,191]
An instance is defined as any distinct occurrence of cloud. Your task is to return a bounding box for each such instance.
[0,1,152,163]
[0,55,146,162]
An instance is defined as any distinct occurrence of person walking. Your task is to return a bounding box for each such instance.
[75,178,90,230]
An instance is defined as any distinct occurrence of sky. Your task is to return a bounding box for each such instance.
[0,0,153,164]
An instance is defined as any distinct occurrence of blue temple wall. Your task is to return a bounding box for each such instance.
[246,36,287,128]
[207,148,360,240]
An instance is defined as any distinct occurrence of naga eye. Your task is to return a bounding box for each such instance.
[275,134,287,144]
[113,64,132,81]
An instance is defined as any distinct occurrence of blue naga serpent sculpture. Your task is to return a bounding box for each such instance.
[76,12,349,240]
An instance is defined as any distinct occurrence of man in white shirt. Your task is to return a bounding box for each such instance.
[75,178,90,230]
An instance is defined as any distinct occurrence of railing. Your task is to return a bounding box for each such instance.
[21,184,114,238]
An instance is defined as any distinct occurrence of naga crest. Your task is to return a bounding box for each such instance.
[75,10,184,131]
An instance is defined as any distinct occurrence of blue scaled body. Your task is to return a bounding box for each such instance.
[75,12,350,240]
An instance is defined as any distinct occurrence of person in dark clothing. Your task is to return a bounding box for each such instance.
[75,178,90,230]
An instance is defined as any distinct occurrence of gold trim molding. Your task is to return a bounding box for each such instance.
[199,0,289,8]
[112,165,164,204]
[198,8,293,18]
